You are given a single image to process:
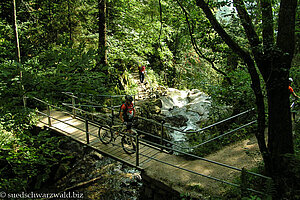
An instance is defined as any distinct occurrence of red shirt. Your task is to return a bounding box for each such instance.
[121,103,134,119]
[289,86,294,95]
[140,66,146,73]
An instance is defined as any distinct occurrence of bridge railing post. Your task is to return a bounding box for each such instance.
[240,168,249,197]
[47,104,51,126]
[135,132,139,167]
[110,96,114,126]
[160,120,165,151]
[72,94,76,118]
[85,118,89,144]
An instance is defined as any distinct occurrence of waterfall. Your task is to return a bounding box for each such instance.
[160,88,211,144]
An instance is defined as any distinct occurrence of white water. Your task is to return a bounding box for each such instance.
[160,88,211,143]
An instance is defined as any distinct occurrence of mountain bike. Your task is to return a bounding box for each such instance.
[98,122,137,155]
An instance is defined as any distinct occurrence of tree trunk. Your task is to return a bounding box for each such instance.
[68,0,73,43]
[264,66,294,198]
[98,0,107,68]
[13,0,26,107]
[13,0,21,63]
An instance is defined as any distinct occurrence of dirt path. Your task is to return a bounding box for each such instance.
[143,135,262,197]
[130,72,150,100]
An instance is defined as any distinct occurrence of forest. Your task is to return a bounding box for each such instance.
[0,0,300,199]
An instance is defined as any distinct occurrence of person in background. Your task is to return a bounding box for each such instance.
[289,78,299,121]
[138,65,146,84]
[289,78,299,99]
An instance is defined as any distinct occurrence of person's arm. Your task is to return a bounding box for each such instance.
[120,110,124,123]
[292,91,300,99]
[133,107,136,118]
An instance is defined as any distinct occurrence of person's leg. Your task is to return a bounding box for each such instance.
[138,72,142,83]
[141,73,145,83]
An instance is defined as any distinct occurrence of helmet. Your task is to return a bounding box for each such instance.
[289,78,293,82]
[125,95,133,102]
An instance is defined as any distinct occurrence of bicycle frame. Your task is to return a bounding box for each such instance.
[98,123,137,154]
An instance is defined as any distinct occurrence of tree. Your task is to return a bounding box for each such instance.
[13,0,21,63]
[98,0,107,67]
[13,0,26,107]
[194,0,297,197]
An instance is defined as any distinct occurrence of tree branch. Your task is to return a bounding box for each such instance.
[176,0,232,85]
[195,0,257,68]
[233,0,262,60]
[195,0,270,167]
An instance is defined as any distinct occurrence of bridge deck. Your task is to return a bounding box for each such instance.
[37,110,162,169]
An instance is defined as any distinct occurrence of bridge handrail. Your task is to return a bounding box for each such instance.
[60,92,257,150]
[61,103,112,122]
[187,120,257,150]
[62,92,255,133]
[29,94,248,158]
[61,102,181,149]
[59,95,266,178]
[160,108,255,134]
[29,95,271,196]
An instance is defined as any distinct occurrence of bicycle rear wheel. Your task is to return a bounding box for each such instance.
[98,126,113,144]
[121,133,136,154]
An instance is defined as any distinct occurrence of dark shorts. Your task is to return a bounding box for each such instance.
[125,119,133,130]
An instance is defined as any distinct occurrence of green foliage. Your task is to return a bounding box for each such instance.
[25,45,109,99]
[206,69,256,113]
[0,20,15,62]
[0,60,24,110]
[0,108,70,192]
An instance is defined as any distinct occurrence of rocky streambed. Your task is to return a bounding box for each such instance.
[39,137,142,200]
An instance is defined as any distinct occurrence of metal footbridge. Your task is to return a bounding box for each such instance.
[26,92,271,196]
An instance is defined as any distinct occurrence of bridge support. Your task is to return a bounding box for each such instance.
[140,172,180,200]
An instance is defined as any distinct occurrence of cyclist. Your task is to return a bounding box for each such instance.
[289,78,299,121]
[289,78,300,99]
[120,95,136,133]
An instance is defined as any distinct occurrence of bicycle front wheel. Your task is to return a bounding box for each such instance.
[121,134,136,155]
[98,126,113,144]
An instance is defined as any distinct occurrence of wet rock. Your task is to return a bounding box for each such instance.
[165,115,188,127]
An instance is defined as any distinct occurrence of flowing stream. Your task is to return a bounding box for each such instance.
[160,88,211,147]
